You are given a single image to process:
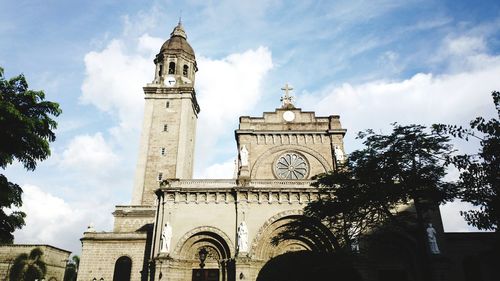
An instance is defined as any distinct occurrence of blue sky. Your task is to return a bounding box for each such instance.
[1,0,499,254]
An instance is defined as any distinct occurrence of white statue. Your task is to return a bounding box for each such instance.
[334,145,345,163]
[237,221,249,253]
[86,222,96,232]
[351,238,360,253]
[426,223,440,254]
[161,222,173,253]
[240,145,249,167]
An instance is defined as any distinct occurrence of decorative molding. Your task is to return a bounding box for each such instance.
[250,144,332,178]
[172,226,234,258]
[249,209,303,257]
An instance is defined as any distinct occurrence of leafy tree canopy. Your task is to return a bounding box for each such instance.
[433,91,499,231]
[274,124,455,250]
[64,255,80,281]
[9,247,47,281]
[0,66,61,243]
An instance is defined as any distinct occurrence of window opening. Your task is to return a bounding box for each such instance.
[183,65,189,77]
[113,256,132,281]
[168,62,175,74]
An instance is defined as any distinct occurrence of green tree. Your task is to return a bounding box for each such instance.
[276,124,454,247]
[274,124,455,280]
[433,91,499,231]
[0,66,61,243]
[63,255,80,281]
[9,248,47,281]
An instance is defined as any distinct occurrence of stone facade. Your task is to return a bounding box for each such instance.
[77,22,498,281]
[0,244,70,281]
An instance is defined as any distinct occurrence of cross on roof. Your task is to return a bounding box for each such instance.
[280,82,295,108]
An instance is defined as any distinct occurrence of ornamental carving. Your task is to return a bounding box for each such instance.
[274,152,309,179]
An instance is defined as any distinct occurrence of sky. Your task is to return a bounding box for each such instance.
[1,0,499,255]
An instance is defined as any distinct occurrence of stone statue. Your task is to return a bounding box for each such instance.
[237,221,249,253]
[240,145,249,167]
[334,145,345,163]
[351,238,360,253]
[427,223,440,254]
[86,222,96,232]
[161,222,173,253]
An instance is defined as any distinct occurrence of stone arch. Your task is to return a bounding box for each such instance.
[250,210,336,260]
[172,227,235,281]
[173,226,234,260]
[113,256,132,281]
[250,145,332,179]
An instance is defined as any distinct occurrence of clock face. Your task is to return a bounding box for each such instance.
[283,110,295,122]
[165,76,176,87]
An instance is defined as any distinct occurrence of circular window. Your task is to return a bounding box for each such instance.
[274,152,309,179]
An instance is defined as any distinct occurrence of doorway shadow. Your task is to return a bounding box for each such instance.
[256,251,363,281]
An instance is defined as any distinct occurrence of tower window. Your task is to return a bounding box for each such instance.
[161,148,166,156]
[158,172,163,181]
[166,101,170,108]
[168,62,175,74]
[163,124,168,132]
[158,64,163,77]
[183,65,189,77]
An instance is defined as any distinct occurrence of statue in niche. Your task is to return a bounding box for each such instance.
[334,145,345,163]
[237,221,249,253]
[426,223,440,254]
[161,222,173,253]
[240,145,249,167]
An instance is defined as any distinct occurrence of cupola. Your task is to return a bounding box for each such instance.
[152,21,198,86]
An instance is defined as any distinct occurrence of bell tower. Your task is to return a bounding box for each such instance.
[132,22,200,205]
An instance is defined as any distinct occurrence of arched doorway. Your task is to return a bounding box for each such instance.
[113,256,132,281]
[251,213,337,260]
[174,227,234,281]
[251,212,343,280]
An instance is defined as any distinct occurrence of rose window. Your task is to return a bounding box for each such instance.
[274,153,309,179]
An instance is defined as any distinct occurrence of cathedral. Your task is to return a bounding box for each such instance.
[77,23,497,281]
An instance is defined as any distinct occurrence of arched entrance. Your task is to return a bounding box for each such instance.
[113,256,132,281]
[174,227,234,281]
[251,211,343,281]
[250,211,337,260]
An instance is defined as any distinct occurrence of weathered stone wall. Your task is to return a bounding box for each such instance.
[132,87,199,205]
[0,244,70,281]
[78,232,147,281]
[112,205,156,232]
[236,108,345,180]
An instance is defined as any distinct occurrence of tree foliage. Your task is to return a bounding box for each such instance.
[274,124,455,250]
[433,91,499,231]
[0,66,61,243]
[64,255,80,281]
[9,247,47,281]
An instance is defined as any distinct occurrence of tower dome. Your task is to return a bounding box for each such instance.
[152,22,198,85]
[159,22,195,58]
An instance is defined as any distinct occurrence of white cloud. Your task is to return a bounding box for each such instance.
[199,158,237,179]
[446,36,486,56]
[440,201,483,232]
[14,184,112,254]
[59,133,119,175]
[194,47,273,173]
[80,34,159,134]
[296,44,500,232]
[299,57,500,152]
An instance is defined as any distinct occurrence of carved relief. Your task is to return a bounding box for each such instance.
[274,152,309,179]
